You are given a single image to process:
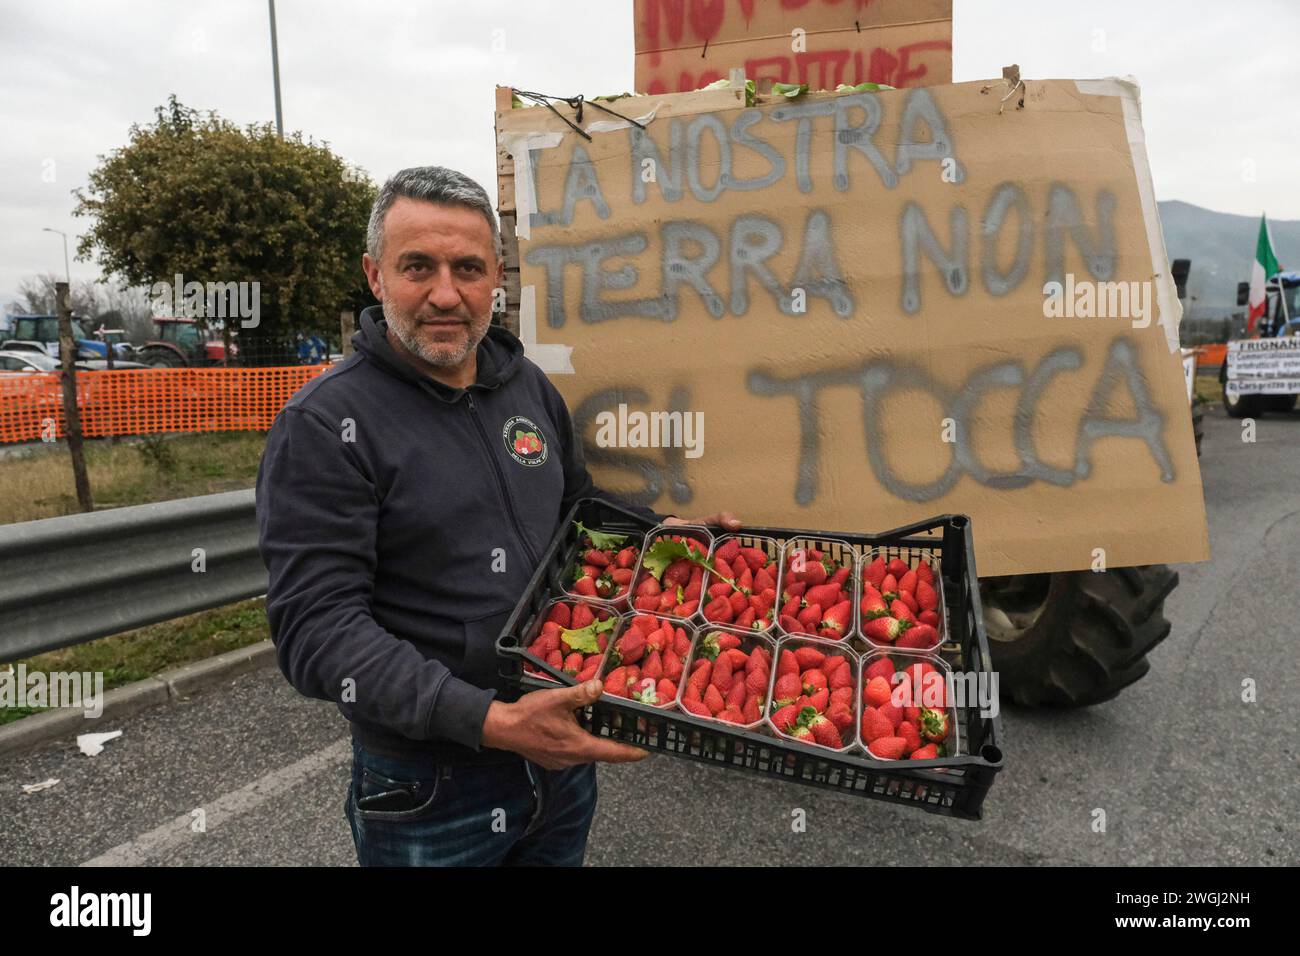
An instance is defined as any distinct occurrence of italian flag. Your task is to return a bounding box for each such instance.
[1247,213,1280,334]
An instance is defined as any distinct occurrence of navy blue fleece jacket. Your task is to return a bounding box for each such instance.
[255,306,664,761]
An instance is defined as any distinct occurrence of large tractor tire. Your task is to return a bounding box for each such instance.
[979,565,1178,707]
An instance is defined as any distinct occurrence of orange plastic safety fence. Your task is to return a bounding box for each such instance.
[0,366,331,444]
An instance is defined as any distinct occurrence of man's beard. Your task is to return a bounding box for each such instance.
[381,288,487,368]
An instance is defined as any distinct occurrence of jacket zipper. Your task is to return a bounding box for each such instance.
[464,391,541,567]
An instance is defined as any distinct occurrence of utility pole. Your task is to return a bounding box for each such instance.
[268,0,284,137]
[56,282,94,512]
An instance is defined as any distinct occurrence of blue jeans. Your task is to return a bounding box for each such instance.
[344,740,598,866]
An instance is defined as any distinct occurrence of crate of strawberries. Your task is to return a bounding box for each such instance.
[497,497,1003,820]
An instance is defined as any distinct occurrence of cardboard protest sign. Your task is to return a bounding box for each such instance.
[634,0,951,94]
[1225,337,1300,395]
[495,78,1210,576]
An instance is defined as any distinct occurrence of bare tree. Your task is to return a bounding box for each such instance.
[15,273,99,316]
[12,273,154,342]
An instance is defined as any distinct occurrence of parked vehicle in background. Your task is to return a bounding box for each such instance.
[1223,272,1300,417]
[0,314,132,361]
[136,317,234,367]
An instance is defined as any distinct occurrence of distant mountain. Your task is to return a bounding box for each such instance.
[1158,200,1300,319]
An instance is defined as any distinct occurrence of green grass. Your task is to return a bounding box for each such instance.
[0,430,267,524]
[1195,376,1224,405]
[0,599,270,726]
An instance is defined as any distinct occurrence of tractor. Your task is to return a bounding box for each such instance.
[1221,271,1300,418]
[136,317,235,368]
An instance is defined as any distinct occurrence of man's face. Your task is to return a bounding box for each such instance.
[362,197,502,369]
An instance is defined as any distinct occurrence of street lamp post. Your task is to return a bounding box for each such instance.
[42,227,70,285]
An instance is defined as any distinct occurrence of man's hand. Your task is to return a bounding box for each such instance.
[481,680,649,770]
[662,510,742,531]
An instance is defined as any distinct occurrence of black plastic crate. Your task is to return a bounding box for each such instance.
[497,498,1004,820]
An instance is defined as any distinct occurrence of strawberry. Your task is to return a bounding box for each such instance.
[571,604,595,630]
[725,676,747,711]
[740,546,768,570]
[773,673,802,707]
[864,675,893,708]
[674,628,691,657]
[920,708,950,742]
[771,703,801,732]
[715,538,742,564]
[687,660,712,693]
[683,696,711,717]
[703,684,726,715]
[829,686,854,709]
[573,576,597,597]
[779,615,804,634]
[917,561,935,584]
[828,661,854,690]
[910,743,939,760]
[615,546,638,569]
[890,599,917,624]
[545,649,563,669]
[783,581,807,601]
[547,603,572,627]
[734,607,757,630]
[642,650,664,680]
[712,653,734,692]
[879,700,905,729]
[827,704,854,732]
[862,616,905,644]
[604,666,629,697]
[745,667,770,697]
[583,548,609,567]
[864,657,895,684]
[805,712,843,749]
[860,586,889,621]
[793,647,826,670]
[868,736,907,760]
[862,556,887,587]
[861,706,894,743]
[798,688,829,713]
[801,669,828,694]
[829,565,851,589]
[663,648,684,682]
[918,610,941,629]
[786,722,816,745]
[796,603,822,629]
[805,583,843,609]
[898,569,917,594]
[887,557,910,578]
[563,652,583,675]
[717,707,745,725]
[897,623,939,650]
[742,694,762,724]
[635,576,662,598]
[898,720,922,755]
[577,660,600,682]
[618,630,646,665]
[703,595,734,623]
[820,600,852,637]
[777,649,800,677]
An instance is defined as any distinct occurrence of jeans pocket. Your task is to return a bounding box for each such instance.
[352,765,442,823]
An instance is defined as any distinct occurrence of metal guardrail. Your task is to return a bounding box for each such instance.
[0,490,266,661]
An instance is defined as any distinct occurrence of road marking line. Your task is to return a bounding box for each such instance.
[80,738,351,867]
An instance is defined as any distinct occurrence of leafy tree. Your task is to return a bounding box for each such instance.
[73,96,375,364]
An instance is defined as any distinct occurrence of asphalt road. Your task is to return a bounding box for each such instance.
[2,403,1297,866]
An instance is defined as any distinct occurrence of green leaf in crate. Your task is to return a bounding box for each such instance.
[559,616,617,655]
[573,520,630,551]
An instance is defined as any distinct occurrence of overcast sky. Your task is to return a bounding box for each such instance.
[2,0,1296,297]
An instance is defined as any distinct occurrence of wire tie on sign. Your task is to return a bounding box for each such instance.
[511,88,647,139]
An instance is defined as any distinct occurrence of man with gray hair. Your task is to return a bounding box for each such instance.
[256,165,738,866]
